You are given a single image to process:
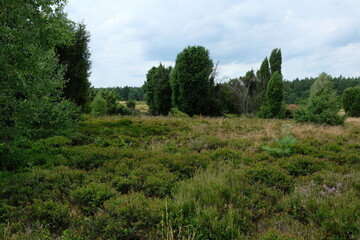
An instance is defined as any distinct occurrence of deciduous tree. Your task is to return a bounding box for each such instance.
[0,0,79,141]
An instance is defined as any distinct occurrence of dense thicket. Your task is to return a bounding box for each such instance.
[57,23,92,112]
[0,0,79,142]
[294,73,345,125]
[170,46,216,116]
[343,86,360,117]
[143,64,172,115]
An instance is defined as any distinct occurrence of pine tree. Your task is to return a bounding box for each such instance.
[294,73,345,125]
[258,72,285,118]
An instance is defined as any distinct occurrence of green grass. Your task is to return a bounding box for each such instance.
[1,115,360,239]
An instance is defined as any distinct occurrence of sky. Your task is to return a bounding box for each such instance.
[65,0,360,87]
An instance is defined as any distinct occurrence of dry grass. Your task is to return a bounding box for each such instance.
[119,101,149,113]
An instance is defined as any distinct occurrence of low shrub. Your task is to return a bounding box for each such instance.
[281,173,360,239]
[283,155,325,176]
[71,183,115,215]
[91,94,107,117]
[172,166,287,239]
[96,193,164,239]
[126,100,136,109]
[245,164,293,193]
[169,108,189,118]
[29,200,71,234]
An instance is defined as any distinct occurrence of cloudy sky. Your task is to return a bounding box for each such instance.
[65,0,360,87]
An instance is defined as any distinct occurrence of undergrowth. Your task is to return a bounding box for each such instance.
[0,116,359,239]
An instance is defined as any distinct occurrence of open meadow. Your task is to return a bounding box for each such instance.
[1,115,360,239]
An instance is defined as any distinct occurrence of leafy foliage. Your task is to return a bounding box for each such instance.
[0,0,79,142]
[342,86,360,117]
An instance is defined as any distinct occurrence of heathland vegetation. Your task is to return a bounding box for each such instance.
[1,0,360,239]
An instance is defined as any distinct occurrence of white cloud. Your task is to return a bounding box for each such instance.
[65,0,360,87]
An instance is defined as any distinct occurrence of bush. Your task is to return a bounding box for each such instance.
[168,107,189,118]
[91,94,107,117]
[172,166,287,239]
[294,73,346,125]
[245,165,293,193]
[30,200,71,234]
[281,173,360,239]
[343,86,360,117]
[100,90,119,114]
[71,183,115,215]
[126,100,136,109]
[283,155,325,176]
[97,193,164,239]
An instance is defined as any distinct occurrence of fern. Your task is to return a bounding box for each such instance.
[262,131,297,157]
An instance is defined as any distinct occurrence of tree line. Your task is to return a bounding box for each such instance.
[143,47,285,117]
[143,46,360,125]
[284,76,360,104]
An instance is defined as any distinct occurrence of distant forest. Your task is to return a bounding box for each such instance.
[95,86,144,101]
[284,76,360,104]
[97,76,360,104]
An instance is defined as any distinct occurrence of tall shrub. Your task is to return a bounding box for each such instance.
[258,72,285,118]
[170,46,214,116]
[143,64,172,115]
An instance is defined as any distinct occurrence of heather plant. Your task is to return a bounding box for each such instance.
[1,115,360,239]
